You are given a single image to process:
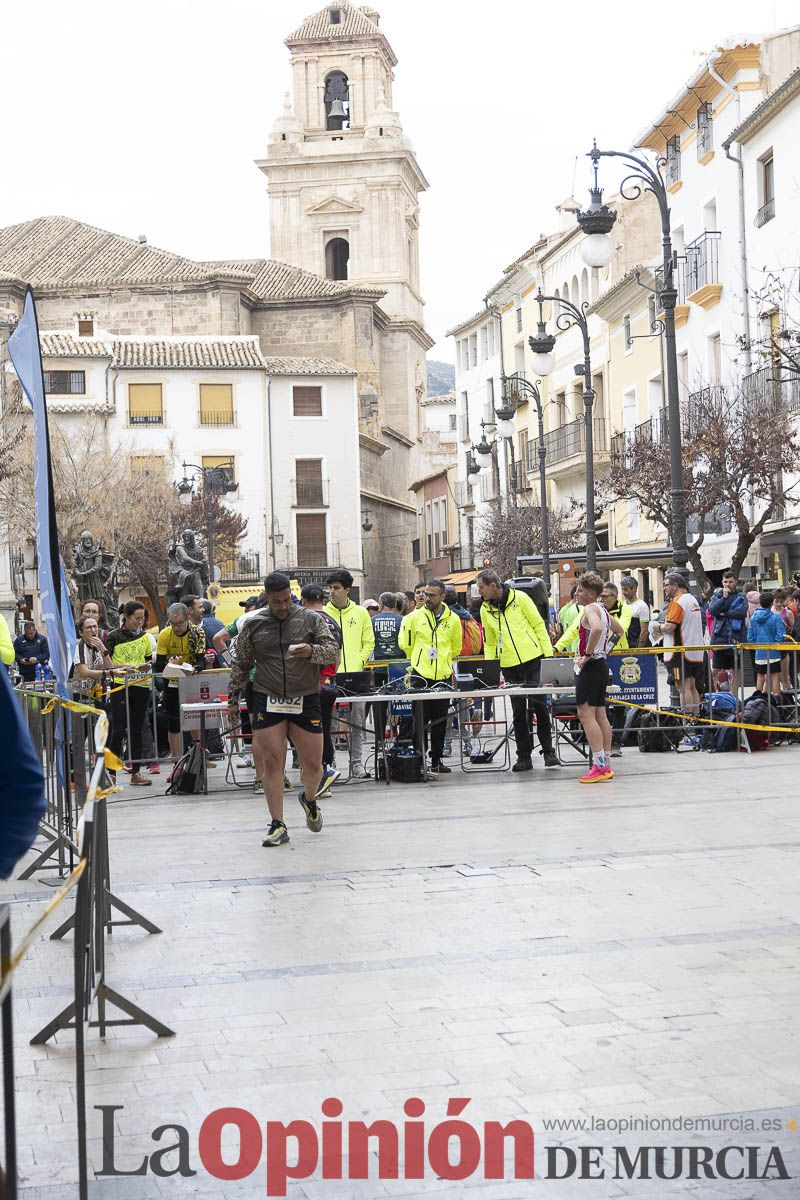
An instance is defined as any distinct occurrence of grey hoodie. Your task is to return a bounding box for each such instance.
[228,607,338,702]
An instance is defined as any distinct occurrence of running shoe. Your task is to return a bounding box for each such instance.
[316,767,340,798]
[262,819,289,847]
[297,791,323,833]
[148,762,161,774]
[350,762,369,781]
[580,764,611,784]
[283,775,293,790]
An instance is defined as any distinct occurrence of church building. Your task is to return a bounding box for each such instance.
[0,3,429,607]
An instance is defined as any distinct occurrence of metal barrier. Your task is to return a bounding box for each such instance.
[1,905,17,1200]
[28,746,174,1200]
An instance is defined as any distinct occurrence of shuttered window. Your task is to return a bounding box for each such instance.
[296,514,327,565]
[199,383,234,426]
[295,459,325,506]
[292,385,323,416]
[128,383,163,425]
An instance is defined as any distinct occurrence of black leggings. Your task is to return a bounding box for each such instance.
[503,658,553,757]
[109,686,150,768]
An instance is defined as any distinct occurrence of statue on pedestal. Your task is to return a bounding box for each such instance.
[168,529,209,601]
[72,530,115,612]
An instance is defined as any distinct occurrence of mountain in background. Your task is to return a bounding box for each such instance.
[426,359,455,397]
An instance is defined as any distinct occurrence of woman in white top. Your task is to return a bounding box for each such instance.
[72,615,112,690]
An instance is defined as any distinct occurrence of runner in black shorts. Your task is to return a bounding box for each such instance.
[227,573,338,848]
[572,572,624,785]
[248,690,323,733]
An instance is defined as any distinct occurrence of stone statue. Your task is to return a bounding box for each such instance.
[168,529,209,600]
[72,530,115,610]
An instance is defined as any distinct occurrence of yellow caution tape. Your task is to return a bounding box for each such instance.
[607,695,800,735]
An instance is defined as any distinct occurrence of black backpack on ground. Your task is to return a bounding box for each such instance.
[165,743,203,794]
[637,710,684,752]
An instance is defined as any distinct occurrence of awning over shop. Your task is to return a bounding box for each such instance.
[440,570,480,588]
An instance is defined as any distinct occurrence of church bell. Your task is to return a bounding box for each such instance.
[328,99,347,119]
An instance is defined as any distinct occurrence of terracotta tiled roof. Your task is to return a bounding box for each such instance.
[39,334,112,359]
[0,216,383,304]
[112,338,267,370]
[287,4,378,43]
[40,333,267,370]
[262,356,355,376]
[38,332,355,375]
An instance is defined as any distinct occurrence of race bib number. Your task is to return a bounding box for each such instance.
[266,695,303,714]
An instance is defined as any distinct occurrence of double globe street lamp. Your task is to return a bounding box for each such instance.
[176,460,238,582]
[499,373,552,585]
[575,141,689,570]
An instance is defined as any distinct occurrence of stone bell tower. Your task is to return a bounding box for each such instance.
[258,2,428,328]
[257,4,433,590]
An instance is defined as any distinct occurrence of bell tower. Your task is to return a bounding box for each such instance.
[257,2,428,326]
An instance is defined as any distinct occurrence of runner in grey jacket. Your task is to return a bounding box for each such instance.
[227,572,338,849]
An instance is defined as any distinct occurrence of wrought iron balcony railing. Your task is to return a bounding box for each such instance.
[684,231,720,296]
[527,416,607,470]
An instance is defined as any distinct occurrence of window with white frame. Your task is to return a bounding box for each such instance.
[628,497,640,541]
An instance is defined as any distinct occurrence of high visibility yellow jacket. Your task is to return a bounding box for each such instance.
[399,604,463,681]
[481,588,553,668]
[323,600,375,671]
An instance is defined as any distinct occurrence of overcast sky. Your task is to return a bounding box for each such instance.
[3,0,797,359]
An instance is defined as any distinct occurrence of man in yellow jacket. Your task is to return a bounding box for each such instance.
[324,569,375,778]
[476,569,558,770]
[398,579,463,775]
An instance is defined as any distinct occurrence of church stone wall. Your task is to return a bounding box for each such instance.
[29,286,246,338]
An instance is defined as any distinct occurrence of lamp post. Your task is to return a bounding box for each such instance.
[176,461,238,582]
[529,291,599,571]
[501,373,551,586]
[576,142,688,570]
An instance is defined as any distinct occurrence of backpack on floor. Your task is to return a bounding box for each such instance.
[700,691,739,752]
[165,743,203,794]
[637,710,684,752]
[740,692,770,752]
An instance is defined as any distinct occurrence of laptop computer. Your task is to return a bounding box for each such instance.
[335,670,374,693]
[454,658,501,689]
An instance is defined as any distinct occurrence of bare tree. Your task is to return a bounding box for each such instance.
[605,382,800,595]
[475,495,584,580]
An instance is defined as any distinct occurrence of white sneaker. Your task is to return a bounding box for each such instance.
[350,762,369,780]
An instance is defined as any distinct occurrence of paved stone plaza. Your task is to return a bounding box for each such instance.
[3,746,800,1198]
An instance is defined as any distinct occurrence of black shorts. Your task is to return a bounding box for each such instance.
[756,659,782,675]
[668,659,705,688]
[249,691,323,733]
[164,684,181,733]
[711,647,735,670]
[575,658,610,708]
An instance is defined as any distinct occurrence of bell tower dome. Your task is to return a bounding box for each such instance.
[256,2,428,325]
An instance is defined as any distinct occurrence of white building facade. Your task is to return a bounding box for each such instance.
[26,324,362,604]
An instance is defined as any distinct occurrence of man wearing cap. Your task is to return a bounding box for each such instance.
[362,598,380,618]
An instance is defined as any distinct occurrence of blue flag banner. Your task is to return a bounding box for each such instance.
[607,651,658,707]
[8,288,76,696]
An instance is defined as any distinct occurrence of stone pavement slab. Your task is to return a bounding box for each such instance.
[2,747,800,1197]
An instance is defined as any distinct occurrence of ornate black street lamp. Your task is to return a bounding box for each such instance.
[177,461,238,582]
[501,374,551,585]
[576,142,688,570]
[529,291,599,571]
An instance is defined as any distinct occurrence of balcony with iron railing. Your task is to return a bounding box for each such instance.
[129,410,163,426]
[754,197,775,228]
[199,408,236,427]
[610,411,668,468]
[683,231,721,308]
[666,141,681,188]
[526,416,608,474]
[654,261,687,308]
[502,372,529,409]
[696,111,713,160]
[217,550,262,583]
[291,478,329,507]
